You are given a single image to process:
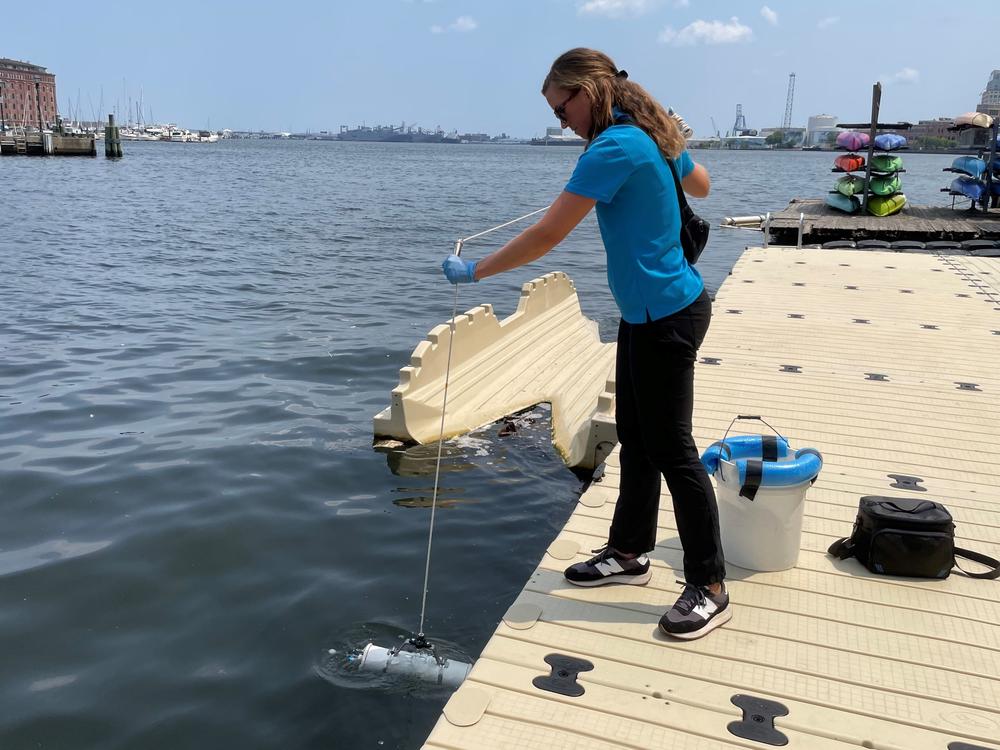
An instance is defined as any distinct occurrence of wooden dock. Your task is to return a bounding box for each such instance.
[0,132,96,156]
[420,246,1000,750]
[769,198,1000,245]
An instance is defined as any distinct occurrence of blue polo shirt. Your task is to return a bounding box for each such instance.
[565,122,704,324]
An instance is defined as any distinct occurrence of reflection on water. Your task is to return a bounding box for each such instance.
[377,440,478,476]
[0,539,113,577]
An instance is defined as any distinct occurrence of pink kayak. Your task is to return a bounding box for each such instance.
[836,131,870,151]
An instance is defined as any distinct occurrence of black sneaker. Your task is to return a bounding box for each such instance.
[658,581,732,640]
[564,545,651,587]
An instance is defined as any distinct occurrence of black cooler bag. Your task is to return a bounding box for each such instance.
[828,496,999,579]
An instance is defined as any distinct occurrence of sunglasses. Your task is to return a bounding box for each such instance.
[552,89,580,122]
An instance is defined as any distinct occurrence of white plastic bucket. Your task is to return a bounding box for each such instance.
[715,455,811,572]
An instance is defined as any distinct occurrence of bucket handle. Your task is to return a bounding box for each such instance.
[719,415,787,460]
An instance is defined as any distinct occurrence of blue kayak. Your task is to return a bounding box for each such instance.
[952,156,987,178]
[826,192,861,213]
[951,176,988,201]
[874,133,906,151]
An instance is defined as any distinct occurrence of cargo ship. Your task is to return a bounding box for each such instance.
[529,125,586,146]
[337,123,459,143]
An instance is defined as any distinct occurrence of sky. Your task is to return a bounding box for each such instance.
[4,0,998,137]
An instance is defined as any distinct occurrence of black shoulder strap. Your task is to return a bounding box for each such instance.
[614,111,692,216]
[827,537,855,560]
[954,547,1000,579]
[662,151,694,217]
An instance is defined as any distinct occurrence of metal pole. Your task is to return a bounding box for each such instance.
[34,76,44,132]
[861,82,881,212]
[985,119,998,211]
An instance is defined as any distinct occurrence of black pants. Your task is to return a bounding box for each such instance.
[608,289,726,586]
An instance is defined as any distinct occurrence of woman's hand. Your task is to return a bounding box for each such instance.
[442,255,478,284]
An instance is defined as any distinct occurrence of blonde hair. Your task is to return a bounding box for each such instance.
[542,47,685,158]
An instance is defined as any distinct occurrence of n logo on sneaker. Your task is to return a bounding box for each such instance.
[594,558,625,576]
[691,600,719,620]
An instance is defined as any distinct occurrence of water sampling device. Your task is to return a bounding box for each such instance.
[356,207,549,686]
[356,638,471,688]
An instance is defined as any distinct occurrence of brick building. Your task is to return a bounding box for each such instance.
[0,57,57,130]
[882,118,958,148]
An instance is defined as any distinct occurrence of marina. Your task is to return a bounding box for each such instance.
[6,136,1000,749]
[407,245,1000,750]
[7,0,1000,742]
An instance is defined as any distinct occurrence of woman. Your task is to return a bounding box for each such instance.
[442,48,728,640]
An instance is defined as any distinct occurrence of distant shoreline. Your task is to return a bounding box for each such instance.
[688,146,988,156]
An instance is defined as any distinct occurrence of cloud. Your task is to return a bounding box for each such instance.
[760,6,778,25]
[673,0,689,7]
[578,0,658,17]
[658,17,753,46]
[884,67,919,85]
[430,16,477,33]
[817,16,839,29]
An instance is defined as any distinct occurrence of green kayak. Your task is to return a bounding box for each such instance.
[835,175,865,196]
[866,193,906,217]
[870,154,903,173]
[869,174,901,196]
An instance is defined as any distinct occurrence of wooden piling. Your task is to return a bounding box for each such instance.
[105,113,122,158]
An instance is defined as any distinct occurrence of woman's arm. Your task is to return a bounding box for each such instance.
[681,163,710,198]
[474,191,596,281]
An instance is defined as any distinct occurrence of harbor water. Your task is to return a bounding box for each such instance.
[0,141,962,749]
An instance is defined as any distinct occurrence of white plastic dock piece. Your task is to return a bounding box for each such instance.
[374,272,616,469]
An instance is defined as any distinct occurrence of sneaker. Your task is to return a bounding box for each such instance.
[564,545,651,587]
[658,581,732,640]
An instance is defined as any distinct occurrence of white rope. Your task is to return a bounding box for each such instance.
[459,206,550,243]
[416,281,459,639]
[415,206,549,639]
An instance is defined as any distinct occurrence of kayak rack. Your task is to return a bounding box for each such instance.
[835,82,912,211]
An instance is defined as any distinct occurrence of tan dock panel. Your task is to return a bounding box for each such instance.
[374,272,617,469]
[423,247,1000,750]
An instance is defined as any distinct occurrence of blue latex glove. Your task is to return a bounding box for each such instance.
[442,255,478,284]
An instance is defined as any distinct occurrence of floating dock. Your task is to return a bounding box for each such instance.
[374,272,617,470]
[415,246,1000,750]
[767,198,1000,246]
[0,132,96,156]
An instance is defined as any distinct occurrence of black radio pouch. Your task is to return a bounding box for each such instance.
[828,496,1000,580]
